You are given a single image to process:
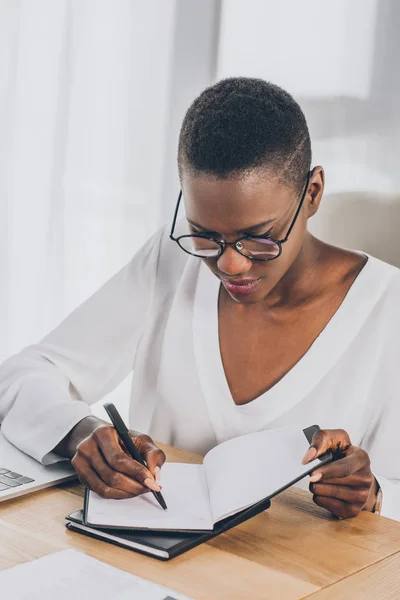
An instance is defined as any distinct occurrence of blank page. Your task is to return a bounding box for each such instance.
[0,549,191,599]
[204,428,322,523]
[86,463,214,530]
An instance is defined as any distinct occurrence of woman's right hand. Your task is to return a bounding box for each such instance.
[56,416,166,499]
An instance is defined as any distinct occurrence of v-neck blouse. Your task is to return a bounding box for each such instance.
[1,225,400,520]
[192,252,394,442]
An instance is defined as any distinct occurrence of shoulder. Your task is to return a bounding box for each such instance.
[141,222,195,295]
[366,254,400,291]
[126,222,190,280]
[364,254,400,326]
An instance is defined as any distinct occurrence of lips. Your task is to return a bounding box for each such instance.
[220,277,261,296]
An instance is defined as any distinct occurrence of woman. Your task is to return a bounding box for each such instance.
[0,78,399,520]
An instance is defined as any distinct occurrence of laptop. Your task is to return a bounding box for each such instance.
[0,430,77,502]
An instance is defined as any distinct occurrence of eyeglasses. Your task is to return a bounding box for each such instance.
[169,171,311,261]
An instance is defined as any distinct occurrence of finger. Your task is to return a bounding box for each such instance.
[92,427,160,492]
[313,495,360,519]
[133,433,166,481]
[317,471,374,488]
[74,461,133,500]
[310,482,369,507]
[309,451,370,483]
[90,448,148,497]
[302,429,351,464]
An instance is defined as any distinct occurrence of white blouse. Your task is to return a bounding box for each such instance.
[1,225,400,520]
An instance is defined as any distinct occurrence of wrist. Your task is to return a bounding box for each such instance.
[53,415,108,459]
[364,476,380,513]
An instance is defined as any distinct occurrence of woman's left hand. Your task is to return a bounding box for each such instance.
[302,429,378,519]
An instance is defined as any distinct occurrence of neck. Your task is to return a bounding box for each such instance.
[265,234,325,310]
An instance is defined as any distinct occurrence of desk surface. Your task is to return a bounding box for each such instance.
[1,444,400,600]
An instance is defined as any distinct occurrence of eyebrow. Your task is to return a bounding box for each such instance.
[187,218,276,235]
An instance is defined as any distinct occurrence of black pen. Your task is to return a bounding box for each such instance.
[103,402,167,510]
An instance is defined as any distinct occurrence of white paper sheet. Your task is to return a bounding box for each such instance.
[87,428,322,530]
[86,462,213,530]
[0,549,192,600]
[204,428,322,522]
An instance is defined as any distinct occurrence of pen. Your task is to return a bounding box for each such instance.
[103,402,167,510]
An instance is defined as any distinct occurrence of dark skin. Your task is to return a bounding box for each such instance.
[54,415,165,499]
[55,166,377,516]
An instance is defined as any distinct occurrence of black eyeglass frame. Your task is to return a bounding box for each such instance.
[169,170,312,262]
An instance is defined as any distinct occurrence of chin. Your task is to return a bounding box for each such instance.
[226,284,271,304]
[232,295,262,305]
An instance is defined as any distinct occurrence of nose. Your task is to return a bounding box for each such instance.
[216,245,253,276]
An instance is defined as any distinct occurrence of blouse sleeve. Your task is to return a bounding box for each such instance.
[361,273,400,521]
[364,391,400,520]
[0,226,165,465]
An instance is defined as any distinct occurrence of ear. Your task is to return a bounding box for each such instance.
[306,166,325,218]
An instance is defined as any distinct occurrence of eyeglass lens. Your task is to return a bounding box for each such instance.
[178,235,280,259]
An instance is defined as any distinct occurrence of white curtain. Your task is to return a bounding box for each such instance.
[0,0,174,361]
[0,0,220,365]
[218,0,400,267]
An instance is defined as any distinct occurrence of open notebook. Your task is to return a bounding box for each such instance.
[84,426,331,532]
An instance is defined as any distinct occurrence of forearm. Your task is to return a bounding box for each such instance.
[53,415,108,459]
[0,371,92,464]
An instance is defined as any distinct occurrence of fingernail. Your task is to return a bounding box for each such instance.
[144,477,160,492]
[154,466,161,484]
[310,472,322,483]
[302,447,317,464]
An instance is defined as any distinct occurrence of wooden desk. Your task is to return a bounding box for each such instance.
[1,444,400,600]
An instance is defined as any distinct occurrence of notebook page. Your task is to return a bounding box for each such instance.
[0,549,191,600]
[86,462,214,530]
[203,427,322,523]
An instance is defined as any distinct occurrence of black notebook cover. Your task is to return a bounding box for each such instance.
[66,496,271,561]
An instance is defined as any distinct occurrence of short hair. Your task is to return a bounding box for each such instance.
[178,77,311,193]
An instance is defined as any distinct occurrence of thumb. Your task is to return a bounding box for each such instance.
[132,433,166,483]
[146,449,166,484]
[302,428,351,464]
